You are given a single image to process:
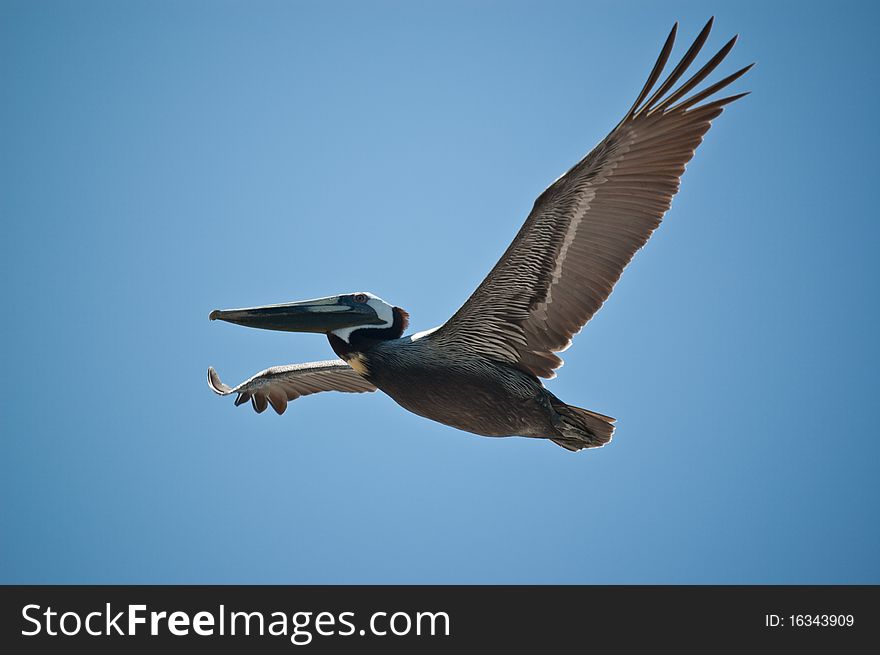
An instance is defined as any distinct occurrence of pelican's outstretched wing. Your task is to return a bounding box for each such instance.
[207,359,376,414]
[429,18,752,378]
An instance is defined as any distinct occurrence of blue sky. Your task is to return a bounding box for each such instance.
[2,0,878,583]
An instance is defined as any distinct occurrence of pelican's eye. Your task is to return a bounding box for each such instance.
[353,293,368,304]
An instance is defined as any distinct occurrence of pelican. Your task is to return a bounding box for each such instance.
[208,19,751,451]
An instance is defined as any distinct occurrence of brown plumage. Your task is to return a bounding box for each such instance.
[430,17,752,379]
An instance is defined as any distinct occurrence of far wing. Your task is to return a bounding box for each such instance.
[428,19,751,378]
[207,359,376,414]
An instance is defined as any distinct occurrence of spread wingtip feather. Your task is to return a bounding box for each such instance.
[207,367,232,395]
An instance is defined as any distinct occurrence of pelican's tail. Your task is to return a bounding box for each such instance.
[549,400,616,452]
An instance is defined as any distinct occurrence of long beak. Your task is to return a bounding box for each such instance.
[209,296,381,333]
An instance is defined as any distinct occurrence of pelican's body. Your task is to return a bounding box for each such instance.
[342,336,563,439]
[208,19,751,451]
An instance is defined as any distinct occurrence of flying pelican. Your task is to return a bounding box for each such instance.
[208,19,751,451]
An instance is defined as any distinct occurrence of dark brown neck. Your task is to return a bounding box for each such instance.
[327,306,409,359]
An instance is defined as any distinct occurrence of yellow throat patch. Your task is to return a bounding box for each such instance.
[347,353,370,377]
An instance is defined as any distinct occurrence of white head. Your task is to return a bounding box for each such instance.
[331,292,396,343]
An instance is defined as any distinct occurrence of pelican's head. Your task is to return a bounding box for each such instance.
[210,292,408,346]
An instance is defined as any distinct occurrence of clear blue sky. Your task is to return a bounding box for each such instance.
[2,0,878,583]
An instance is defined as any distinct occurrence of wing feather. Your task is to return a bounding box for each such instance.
[428,19,751,378]
[207,360,376,415]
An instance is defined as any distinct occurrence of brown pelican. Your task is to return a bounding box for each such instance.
[208,19,751,451]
